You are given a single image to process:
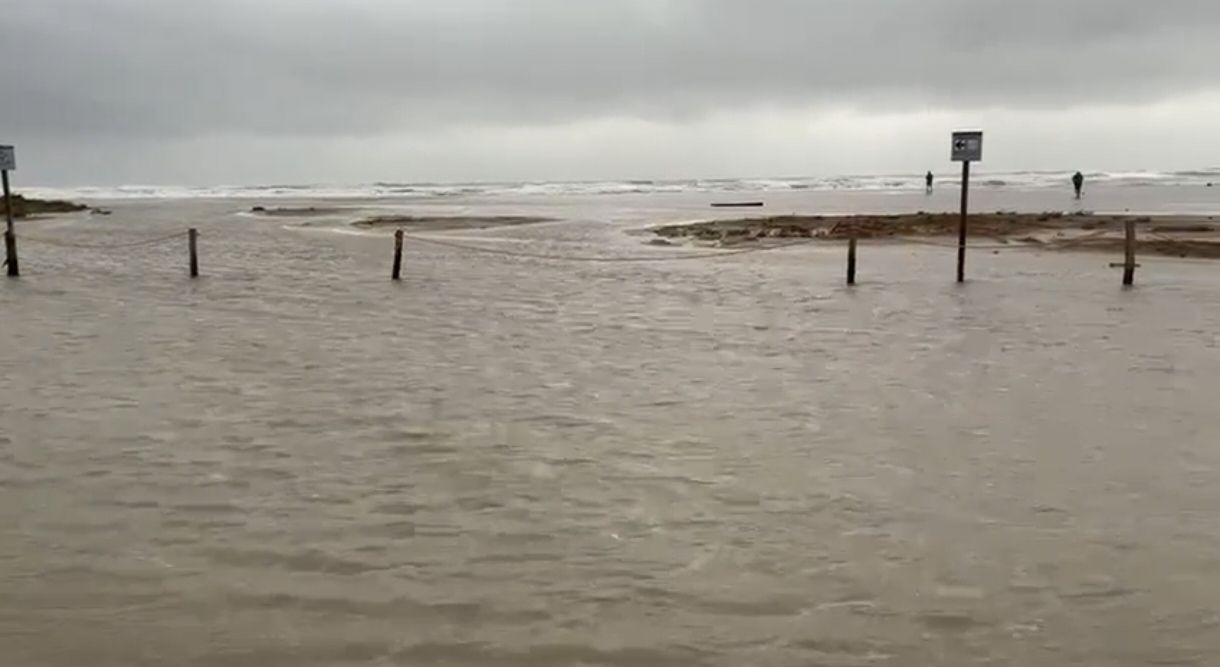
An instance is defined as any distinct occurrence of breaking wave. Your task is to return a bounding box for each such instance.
[21,168,1220,201]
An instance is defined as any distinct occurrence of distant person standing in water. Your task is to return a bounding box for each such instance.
[1072,171,1085,199]
[925,171,934,194]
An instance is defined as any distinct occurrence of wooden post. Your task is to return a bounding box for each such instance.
[1123,219,1136,286]
[188,228,199,278]
[3,169,18,277]
[846,236,857,285]
[957,160,970,283]
[391,228,404,281]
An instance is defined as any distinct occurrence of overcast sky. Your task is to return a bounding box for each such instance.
[5,0,1220,185]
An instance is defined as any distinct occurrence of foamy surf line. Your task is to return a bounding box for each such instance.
[19,169,1220,201]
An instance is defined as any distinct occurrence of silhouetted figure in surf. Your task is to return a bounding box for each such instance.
[925,171,934,195]
[1072,171,1085,199]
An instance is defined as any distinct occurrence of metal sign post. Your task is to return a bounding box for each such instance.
[951,131,982,283]
[1,145,17,277]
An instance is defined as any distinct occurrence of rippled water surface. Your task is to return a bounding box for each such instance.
[3,192,1220,666]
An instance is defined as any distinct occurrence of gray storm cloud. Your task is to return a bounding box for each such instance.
[5,0,1220,139]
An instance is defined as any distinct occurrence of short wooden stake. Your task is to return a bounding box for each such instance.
[3,169,18,277]
[188,228,199,278]
[391,229,404,281]
[1122,219,1135,286]
[3,230,15,278]
[846,236,857,285]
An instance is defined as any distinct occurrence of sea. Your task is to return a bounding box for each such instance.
[20,168,1220,206]
[3,169,1220,666]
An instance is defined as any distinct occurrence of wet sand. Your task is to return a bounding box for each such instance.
[249,206,351,217]
[351,215,552,231]
[244,205,555,233]
[243,206,554,233]
[654,213,1220,258]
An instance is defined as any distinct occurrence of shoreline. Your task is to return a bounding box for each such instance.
[245,207,556,232]
[350,215,552,232]
[652,213,1220,259]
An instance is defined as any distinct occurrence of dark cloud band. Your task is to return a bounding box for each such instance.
[5,0,1220,139]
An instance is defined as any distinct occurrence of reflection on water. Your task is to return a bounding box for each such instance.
[2,195,1220,666]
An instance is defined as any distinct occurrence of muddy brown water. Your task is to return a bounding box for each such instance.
[3,193,1220,666]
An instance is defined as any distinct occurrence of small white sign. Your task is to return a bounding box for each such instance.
[0,145,14,171]
[951,131,983,162]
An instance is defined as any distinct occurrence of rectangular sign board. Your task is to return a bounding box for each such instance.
[0,145,14,171]
[951,131,982,162]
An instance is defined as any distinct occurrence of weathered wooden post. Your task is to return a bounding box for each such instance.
[391,228,404,281]
[188,228,199,278]
[951,131,983,283]
[2,145,18,277]
[1109,219,1139,286]
[1123,219,1136,286]
[846,236,857,285]
[957,161,969,283]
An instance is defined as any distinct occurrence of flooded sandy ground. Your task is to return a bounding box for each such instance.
[3,189,1220,665]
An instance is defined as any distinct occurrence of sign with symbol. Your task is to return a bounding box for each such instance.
[951,131,982,162]
[0,145,14,171]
